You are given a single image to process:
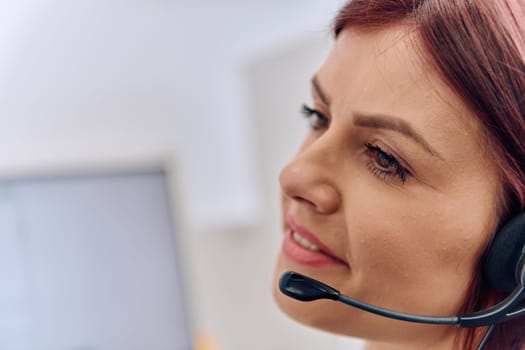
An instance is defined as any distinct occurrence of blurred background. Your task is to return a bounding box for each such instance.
[0,1,364,349]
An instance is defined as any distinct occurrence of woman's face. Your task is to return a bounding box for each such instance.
[273,27,501,346]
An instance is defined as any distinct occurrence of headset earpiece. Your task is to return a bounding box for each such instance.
[483,212,525,292]
[515,247,525,286]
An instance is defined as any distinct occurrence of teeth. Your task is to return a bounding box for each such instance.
[292,231,320,251]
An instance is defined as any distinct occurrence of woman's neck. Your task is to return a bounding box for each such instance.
[365,329,458,350]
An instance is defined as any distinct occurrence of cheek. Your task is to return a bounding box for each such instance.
[342,187,493,312]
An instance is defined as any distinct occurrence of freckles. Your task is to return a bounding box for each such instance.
[415,217,485,279]
[356,225,414,271]
[434,241,469,266]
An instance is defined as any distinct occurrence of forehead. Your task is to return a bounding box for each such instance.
[317,27,484,151]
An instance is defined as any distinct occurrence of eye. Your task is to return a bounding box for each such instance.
[301,104,329,130]
[365,143,409,184]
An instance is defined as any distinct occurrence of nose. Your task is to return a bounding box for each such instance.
[279,135,341,214]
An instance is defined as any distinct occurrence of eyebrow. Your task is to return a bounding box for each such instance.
[311,75,442,159]
[354,112,443,159]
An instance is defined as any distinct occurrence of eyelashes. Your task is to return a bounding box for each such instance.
[301,103,410,184]
[364,143,409,184]
[301,104,329,130]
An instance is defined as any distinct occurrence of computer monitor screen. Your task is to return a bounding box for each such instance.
[0,169,192,350]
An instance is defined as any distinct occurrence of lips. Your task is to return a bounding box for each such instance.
[282,215,347,267]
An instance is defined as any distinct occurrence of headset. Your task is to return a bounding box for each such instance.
[279,212,525,350]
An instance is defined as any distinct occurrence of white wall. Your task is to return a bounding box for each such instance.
[0,0,346,230]
[0,1,367,349]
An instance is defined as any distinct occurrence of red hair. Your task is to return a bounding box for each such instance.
[333,0,525,349]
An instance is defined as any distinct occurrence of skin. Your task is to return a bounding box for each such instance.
[273,26,502,350]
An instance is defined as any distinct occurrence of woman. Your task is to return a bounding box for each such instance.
[273,0,525,349]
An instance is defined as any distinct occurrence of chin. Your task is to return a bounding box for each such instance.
[272,259,442,343]
[272,260,352,333]
[273,259,324,327]
[273,281,338,330]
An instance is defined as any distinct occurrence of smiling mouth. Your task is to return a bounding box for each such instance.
[282,229,347,267]
[291,230,321,251]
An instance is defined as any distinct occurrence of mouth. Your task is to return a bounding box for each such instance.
[282,216,347,267]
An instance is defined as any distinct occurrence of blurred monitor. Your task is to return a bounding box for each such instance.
[0,168,192,350]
